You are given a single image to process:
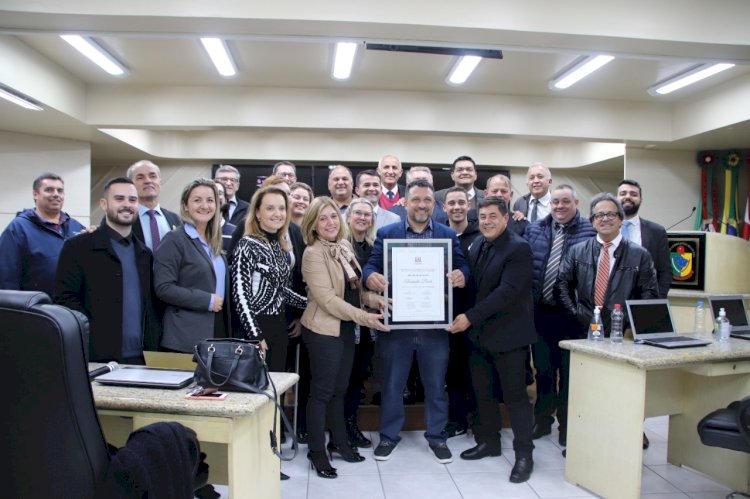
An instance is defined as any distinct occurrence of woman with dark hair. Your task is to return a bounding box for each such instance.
[300,196,388,478]
[154,178,230,351]
[231,185,306,372]
[289,182,313,226]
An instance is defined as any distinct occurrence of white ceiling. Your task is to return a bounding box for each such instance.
[1,1,750,165]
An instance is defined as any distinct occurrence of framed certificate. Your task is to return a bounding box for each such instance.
[383,239,452,329]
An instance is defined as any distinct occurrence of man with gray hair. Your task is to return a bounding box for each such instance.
[485,174,528,235]
[273,161,298,186]
[377,154,405,210]
[513,163,553,223]
[388,166,448,224]
[126,160,181,252]
[214,164,249,226]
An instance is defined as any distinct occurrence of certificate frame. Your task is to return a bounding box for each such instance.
[383,239,452,329]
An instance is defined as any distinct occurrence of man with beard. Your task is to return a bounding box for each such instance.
[364,178,469,464]
[54,177,161,363]
[617,179,671,299]
[355,169,401,229]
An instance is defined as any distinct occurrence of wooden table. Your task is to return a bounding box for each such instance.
[560,338,750,499]
[92,370,298,499]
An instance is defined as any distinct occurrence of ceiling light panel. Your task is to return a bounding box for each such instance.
[60,35,127,76]
[447,55,482,85]
[648,63,735,96]
[332,42,358,80]
[200,38,237,77]
[0,85,43,111]
[549,55,614,90]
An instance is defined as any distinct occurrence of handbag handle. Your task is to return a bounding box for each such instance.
[197,343,243,388]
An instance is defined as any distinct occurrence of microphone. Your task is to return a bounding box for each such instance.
[666,206,696,230]
[88,361,119,380]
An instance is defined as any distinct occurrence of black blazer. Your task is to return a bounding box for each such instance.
[228,198,250,227]
[131,207,182,246]
[464,229,537,353]
[154,227,231,352]
[53,225,161,362]
[640,218,671,299]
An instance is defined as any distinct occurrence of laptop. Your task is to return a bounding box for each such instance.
[94,366,194,389]
[625,299,712,349]
[708,295,750,340]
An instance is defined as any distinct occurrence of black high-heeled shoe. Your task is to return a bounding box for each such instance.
[327,442,365,463]
[307,451,337,479]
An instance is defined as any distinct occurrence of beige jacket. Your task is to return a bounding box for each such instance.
[301,239,381,337]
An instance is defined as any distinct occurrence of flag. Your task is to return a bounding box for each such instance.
[721,152,740,236]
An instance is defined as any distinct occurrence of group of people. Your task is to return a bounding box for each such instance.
[0,154,670,486]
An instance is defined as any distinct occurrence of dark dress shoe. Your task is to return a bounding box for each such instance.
[460,442,502,460]
[280,472,290,480]
[531,423,552,440]
[642,433,650,450]
[558,428,567,447]
[509,457,534,483]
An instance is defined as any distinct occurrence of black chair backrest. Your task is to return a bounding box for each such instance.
[0,290,109,498]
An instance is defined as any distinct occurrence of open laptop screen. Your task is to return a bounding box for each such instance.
[627,301,675,336]
[709,297,749,327]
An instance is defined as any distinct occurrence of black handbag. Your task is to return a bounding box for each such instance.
[193,338,297,460]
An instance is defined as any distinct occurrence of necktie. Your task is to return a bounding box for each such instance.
[387,191,395,200]
[621,220,631,241]
[530,199,539,222]
[147,209,161,251]
[594,241,612,307]
[476,241,491,272]
[541,223,565,303]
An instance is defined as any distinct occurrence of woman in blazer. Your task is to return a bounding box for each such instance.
[154,178,230,352]
[300,196,388,478]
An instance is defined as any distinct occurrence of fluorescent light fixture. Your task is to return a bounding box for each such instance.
[60,35,127,76]
[648,63,735,96]
[0,85,42,111]
[332,42,358,80]
[549,55,614,90]
[200,37,237,77]
[447,55,482,85]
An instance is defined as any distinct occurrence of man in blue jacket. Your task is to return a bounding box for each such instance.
[523,185,596,447]
[0,172,84,296]
[363,178,469,464]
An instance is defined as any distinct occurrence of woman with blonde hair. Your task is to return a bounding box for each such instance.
[155,178,231,351]
[300,196,389,478]
[231,185,306,372]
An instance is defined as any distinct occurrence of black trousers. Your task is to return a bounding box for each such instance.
[286,335,311,432]
[469,342,534,459]
[446,330,476,428]
[258,314,288,373]
[344,327,374,420]
[303,323,356,454]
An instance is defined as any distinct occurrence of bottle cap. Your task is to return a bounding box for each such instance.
[614,304,621,309]
[697,301,704,306]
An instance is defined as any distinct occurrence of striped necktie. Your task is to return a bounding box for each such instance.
[541,223,565,303]
[594,241,612,307]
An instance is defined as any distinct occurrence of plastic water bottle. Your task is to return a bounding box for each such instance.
[716,308,731,341]
[694,301,706,337]
[588,306,604,341]
[610,304,624,343]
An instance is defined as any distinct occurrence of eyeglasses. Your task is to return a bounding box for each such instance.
[351,210,373,218]
[454,167,475,173]
[215,177,239,184]
[592,211,619,221]
[278,172,296,178]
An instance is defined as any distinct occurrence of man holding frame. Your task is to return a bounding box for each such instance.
[363,179,469,464]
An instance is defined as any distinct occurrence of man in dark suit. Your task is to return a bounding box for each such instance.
[54,177,161,363]
[617,179,671,298]
[377,154,406,210]
[126,160,182,252]
[485,174,528,236]
[435,155,486,210]
[512,163,553,223]
[214,164,249,226]
[363,179,469,464]
[447,197,537,483]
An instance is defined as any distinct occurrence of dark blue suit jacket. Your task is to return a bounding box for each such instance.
[362,220,469,291]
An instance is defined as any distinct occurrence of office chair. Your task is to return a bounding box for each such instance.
[698,396,750,499]
[0,290,205,498]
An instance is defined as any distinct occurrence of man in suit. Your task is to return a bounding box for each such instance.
[273,160,297,185]
[524,185,596,446]
[127,160,181,252]
[512,163,553,223]
[214,180,237,253]
[447,197,537,483]
[214,164,249,226]
[363,178,469,464]
[54,177,161,363]
[377,154,405,210]
[617,179,671,298]
[485,174,529,236]
[435,155,485,210]
[355,169,401,230]
[388,166,449,225]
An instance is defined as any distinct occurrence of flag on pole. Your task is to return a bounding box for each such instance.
[721,151,740,236]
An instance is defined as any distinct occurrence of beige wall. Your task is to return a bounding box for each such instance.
[0,130,91,230]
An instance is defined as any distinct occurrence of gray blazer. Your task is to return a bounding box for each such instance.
[374,207,401,230]
[154,226,231,352]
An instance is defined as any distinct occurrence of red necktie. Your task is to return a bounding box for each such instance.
[594,241,611,307]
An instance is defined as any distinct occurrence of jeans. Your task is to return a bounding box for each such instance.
[378,329,449,445]
[303,324,355,454]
